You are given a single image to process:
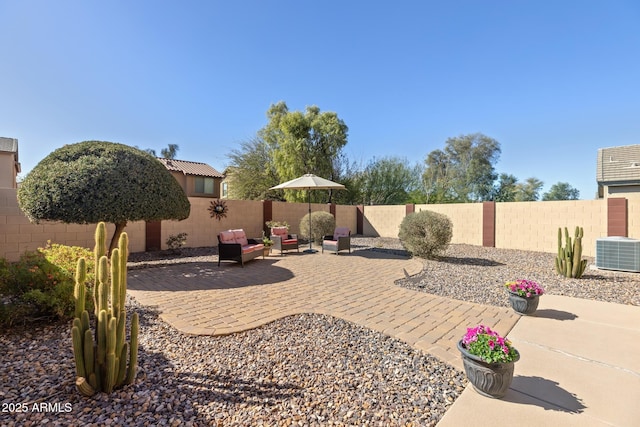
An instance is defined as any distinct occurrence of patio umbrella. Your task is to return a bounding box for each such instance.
[270,174,345,253]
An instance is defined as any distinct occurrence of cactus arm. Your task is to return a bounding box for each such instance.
[97,310,107,365]
[111,249,120,315]
[83,329,95,379]
[71,325,86,379]
[125,312,139,385]
[119,233,128,308]
[76,377,95,397]
[74,258,86,318]
[116,342,128,387]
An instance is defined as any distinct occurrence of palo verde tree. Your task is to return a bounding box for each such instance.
[260,101,348,203]
[18,141,190,253]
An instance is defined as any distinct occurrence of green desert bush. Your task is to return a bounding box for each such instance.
[300,211,336,244]
[0,244,95,327]
[398,210,452,259]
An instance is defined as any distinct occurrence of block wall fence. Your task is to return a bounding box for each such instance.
[0,187,634,261]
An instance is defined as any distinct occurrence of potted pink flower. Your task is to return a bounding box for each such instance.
[457,324,520,398]
[505,279,545,315]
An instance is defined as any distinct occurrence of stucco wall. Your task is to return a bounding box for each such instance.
[0,154,16,189]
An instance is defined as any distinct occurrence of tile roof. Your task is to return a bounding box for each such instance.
[157,158,224,178]
[597,145,640,184]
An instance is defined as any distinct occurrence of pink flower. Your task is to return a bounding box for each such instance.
[488,340,495,350]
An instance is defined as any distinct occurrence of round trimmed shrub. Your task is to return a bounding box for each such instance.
[398,210,452,259]
[300,211,336,244]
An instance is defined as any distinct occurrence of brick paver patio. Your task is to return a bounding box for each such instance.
[127,249,519,369]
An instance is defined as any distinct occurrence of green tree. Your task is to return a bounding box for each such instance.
[260,101,348,203]
[423,133,501,203]
[515,177,544,201]
[136,144,179,159]
[542,182,580,201]
[226,137,280,200]
[160,143,179,159]
[493,173,518,202]
[359,157,423,205]
[18,141,190,253]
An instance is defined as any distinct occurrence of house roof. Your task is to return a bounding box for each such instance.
[0,137,18,155]
[157,158,224,178]
[597,145,640,184]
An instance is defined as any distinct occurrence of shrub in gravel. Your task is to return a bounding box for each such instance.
[300,211,335,244]
[398,210,452,259]
[0,244,95,327]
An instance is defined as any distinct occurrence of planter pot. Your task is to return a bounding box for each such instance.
[457,340,520,399]
[507,291,540,315]
[263,247,271,257]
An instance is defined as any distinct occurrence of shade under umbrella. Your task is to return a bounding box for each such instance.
[270,174,345,253]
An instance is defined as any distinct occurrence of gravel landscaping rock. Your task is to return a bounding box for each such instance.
[397,243,640,307]
[1,300,464,426]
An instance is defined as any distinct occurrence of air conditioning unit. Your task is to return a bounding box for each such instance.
[596,237,640,272]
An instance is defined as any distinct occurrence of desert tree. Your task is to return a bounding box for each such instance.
[18,141,190,253]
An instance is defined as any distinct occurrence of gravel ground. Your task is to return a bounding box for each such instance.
[1,301,464,426]
[396,243,640,307]
[2,237,637,426]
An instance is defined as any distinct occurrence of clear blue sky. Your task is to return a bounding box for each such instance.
[2,1,639,200]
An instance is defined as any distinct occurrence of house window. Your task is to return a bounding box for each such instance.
[222,182,228,197]
[195,177,215,194]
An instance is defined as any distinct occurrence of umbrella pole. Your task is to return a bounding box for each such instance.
[304,188,316,253]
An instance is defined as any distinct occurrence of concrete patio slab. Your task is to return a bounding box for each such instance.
[437,294,640,427]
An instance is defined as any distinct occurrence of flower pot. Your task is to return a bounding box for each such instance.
[507,291,540,315]
[457,340,520,399]
[263,247,271,257]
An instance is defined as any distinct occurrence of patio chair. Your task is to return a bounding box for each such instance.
[322,227,351,255]
[270,227,299,256]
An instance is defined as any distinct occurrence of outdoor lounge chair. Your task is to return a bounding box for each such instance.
[322,227,351,255]
[218,229,264,267]
[270,227,299,256]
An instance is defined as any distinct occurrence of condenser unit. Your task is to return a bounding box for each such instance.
[596,237,640,272]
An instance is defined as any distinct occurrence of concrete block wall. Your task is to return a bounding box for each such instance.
[335,204,357,233]
[494,200,606,257]
[0,188,145,262]
[361,205,406,237]
[416,203,483,246]
[271,201,330,236]
[161,198,265,249]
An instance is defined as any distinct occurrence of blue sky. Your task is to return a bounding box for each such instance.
[1,1,639,200]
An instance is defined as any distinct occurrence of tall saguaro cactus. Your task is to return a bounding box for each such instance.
[71,222,139,396]
[554,226,588,279]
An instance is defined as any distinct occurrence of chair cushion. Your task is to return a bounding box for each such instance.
[333,227,350,239]
[219,231,236,244]
[282,238,297,245]
[232,229,249,246]
[271,227,288,237]
[242,244,264,254]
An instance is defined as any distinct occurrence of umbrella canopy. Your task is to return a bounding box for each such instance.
[270,174,344,253]
[270,174,346,191]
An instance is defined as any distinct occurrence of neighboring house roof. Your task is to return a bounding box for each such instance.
[157,158,224,178]
[0,136,18,155]
[597,145,640,185]
[0,136,21,173]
